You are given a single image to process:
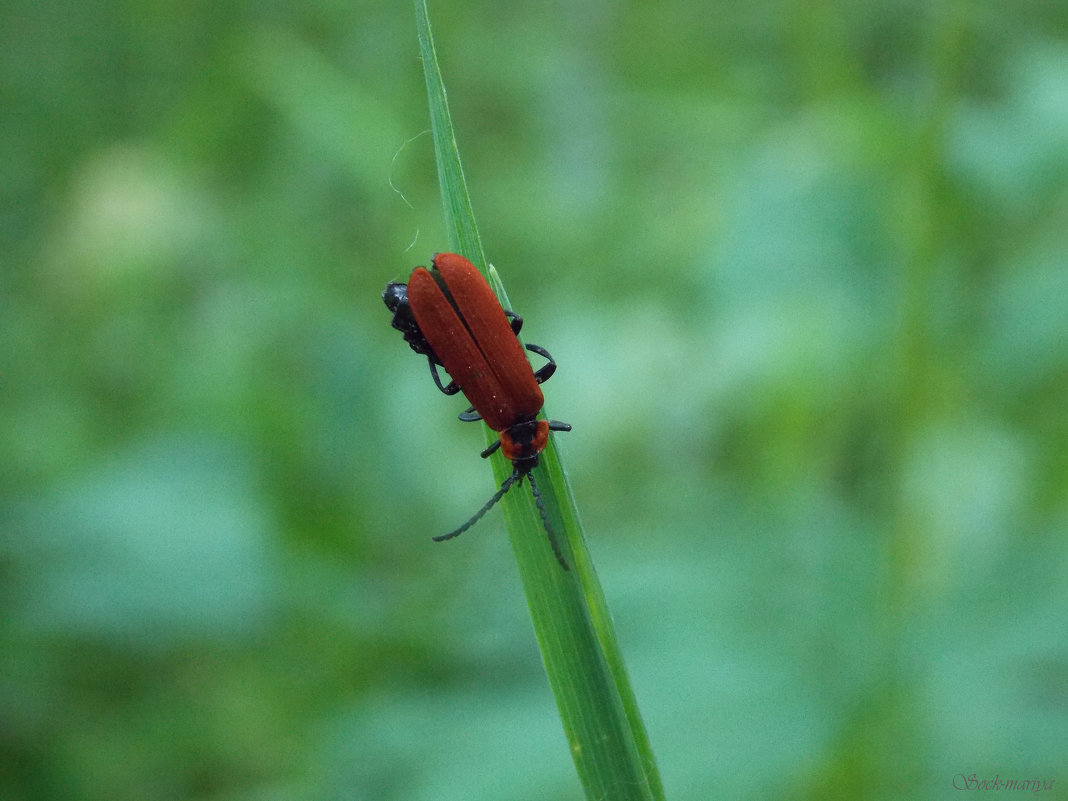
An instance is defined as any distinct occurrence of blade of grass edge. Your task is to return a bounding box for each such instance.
[489,268,666,801]
[413,3,665,800]
[412,0,485,268]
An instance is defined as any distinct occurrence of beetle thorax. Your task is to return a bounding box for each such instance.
[500,419,550,464]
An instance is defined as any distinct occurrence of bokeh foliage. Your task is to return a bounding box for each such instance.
[2,1,1067,800]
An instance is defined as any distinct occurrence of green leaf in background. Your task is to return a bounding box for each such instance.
[5,2,1065,799]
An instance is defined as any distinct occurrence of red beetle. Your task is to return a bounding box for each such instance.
[384,253,571,567]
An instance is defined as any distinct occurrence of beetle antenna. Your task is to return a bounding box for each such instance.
[433,471,521,542]
[526,472,569,571]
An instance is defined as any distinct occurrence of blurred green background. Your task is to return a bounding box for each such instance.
[3,1,1067,799]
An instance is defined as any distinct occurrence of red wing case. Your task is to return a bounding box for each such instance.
[407,266,492,414]
[409,263,537,432]
[430,253,543,427]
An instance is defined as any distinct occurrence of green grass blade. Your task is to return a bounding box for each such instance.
[412,0,485,267]
[413,3,665,800]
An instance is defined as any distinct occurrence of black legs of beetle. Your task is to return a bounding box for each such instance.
[388,282,554,400]
[426,341,553,400]
[426,356,461,396]
[526,343,557,384]
[424,309,529,397]
[451,342,561,423]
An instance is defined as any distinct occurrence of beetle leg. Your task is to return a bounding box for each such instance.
[458,407,482,423]
[525,343,557,384]
[503,309,523,336]
[479,439,502,459]
[427,357,460,395]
